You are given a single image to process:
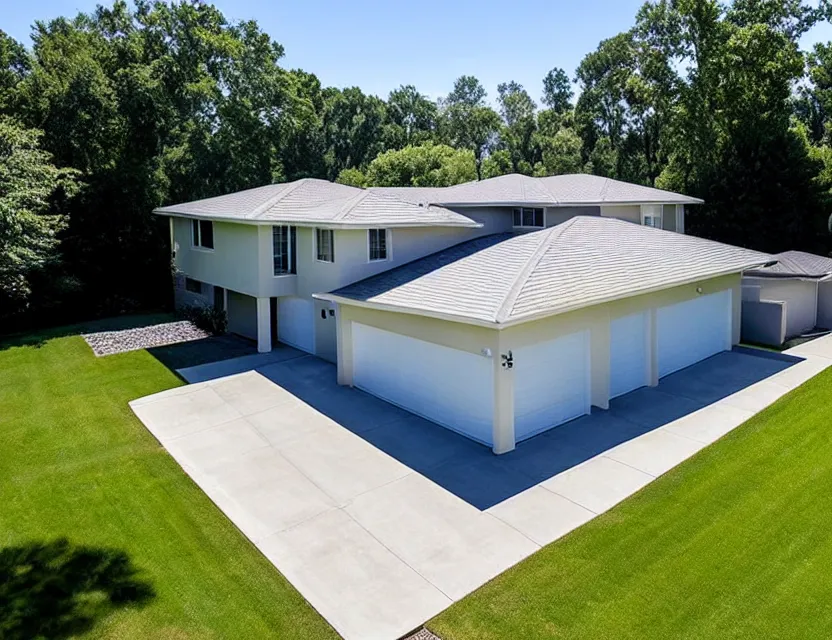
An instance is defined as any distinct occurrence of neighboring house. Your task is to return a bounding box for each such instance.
[741,251,832,346]
[154,173,773,453]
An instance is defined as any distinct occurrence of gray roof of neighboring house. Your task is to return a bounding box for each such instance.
[153,178,481,228]
[370,173,703,207]
[745,250,832,279]
[319,216,771,327]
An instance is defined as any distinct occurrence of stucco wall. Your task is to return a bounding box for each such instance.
[600,204,641,224]
[172,217,261,297]
[545,206,601,227]
[743,277,818,338]
[662,204,677,232]
[741,300,786,346]
[227,290,257,340]
[818,280,832,329]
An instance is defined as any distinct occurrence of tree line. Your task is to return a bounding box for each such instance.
[2,0,832,330]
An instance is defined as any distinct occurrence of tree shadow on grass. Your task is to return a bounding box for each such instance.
[0,539,155,640]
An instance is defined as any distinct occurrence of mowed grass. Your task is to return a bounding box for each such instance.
[0,330,338,639]
[430,366,832,640]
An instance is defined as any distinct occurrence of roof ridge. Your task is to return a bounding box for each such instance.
[333,189,372,221]
[248,178,308,218]
[494,217,579,323]
[598,177,611,203]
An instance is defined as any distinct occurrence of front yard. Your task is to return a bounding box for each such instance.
[0,326,337,639]
[429,364,832,639]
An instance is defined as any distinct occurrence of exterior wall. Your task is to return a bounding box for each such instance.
[600,204,641,224]
[173,272,214,310]
[227,290,257,340]
[741,300,786,346]
[662,204,677,232]
[335,273,740,453]
[818,280,832,329]
[448,206,514,234]
[172,217,261,297]
[545,206,601,227]
[314,298,338,362]
[743,277,818,338]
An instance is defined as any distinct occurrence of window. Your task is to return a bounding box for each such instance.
[191,219,214,249]
[641,205,662,228]
[273,225,297,275]
[368,228,388,261]
[185,277,202,294]
[512,208,544,228]
[316,228,335,263]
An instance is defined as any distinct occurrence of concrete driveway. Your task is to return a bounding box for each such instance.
[130,340,832,640]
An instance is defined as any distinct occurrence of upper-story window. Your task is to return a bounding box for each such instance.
[512,207,544,228]
[316,228,335,263]
[273,225,297,275]
[368,228,389,262]
[191,219,214,249]
[641,205,662,228]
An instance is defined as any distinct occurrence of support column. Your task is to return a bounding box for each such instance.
[256,297,271,353]
[492,337,515,455]
[590,318,611,410]
[336,310,354,386]
[648,308,659,387]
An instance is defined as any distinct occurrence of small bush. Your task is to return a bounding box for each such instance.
[180,305,227,335]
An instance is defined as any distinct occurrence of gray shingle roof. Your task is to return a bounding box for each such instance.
[153,178,480,228]
[745,250,832,279]
[370,173,703,206]
[319,217,771,326]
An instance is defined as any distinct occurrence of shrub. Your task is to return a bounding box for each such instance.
[180,305,227,335]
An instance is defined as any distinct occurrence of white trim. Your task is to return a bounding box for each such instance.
[314,228,335,263]
[190,219,215,251]
[272,224,296,276]
[155,211,482,230]
[367,228,392,263]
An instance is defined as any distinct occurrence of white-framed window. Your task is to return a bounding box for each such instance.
[512,207,544,228]
[641,204,662,228]
[273,225,297,275]
[368,228,389,262]
[191,219,214,249]
[315,228,335,263]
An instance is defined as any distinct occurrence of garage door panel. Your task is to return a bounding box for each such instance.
[610,312,648,398]
[657,290,731,378]
[514,331,590,442]
[352,323,494,445]
[278,297,314,353]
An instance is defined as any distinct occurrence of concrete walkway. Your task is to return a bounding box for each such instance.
[130,338,832,640]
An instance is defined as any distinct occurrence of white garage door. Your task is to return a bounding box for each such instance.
[278,296,315,353]
[514,331,590,442]
[657,290,732,377]
[352,323,494,445]
[610,312,649,398]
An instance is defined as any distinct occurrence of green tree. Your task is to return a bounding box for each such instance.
[384,85,437,148]
[321,86,387,179]
[496,81,538,173]
[0,117,79,316]
[364,143,475,187]
[535,128,584,176]
[541,67,573,114]
[335,167,367,187]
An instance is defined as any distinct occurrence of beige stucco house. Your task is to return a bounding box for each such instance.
[154,173,772,453]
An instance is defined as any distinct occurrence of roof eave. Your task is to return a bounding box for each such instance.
[422,198,704,208]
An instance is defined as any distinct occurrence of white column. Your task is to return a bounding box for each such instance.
[256,297,271,353]
[492,338,515,455]
[648,308,659,387]
[590,318,611,410]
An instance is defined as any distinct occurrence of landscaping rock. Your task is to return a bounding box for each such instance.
[83,320,211,356]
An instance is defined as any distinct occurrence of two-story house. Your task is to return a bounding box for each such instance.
[155,172,772,453]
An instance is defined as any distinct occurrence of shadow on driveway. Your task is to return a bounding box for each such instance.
[196,347,800,510]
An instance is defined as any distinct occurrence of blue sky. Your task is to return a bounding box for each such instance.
[5,0,832,105]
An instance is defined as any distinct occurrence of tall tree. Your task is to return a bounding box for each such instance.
[384,85,437,148]
[541,67,573,114]
[362,143,475,187]
[321,86,387,179]
[496,81,538,173]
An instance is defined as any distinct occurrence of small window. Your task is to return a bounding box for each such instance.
[273,225,297,275]
[191,219,214,249]
[641,205,662,228]
[512,207,544,228]
[316,228,335,263]
[368,228,388,261]
[185,277,202,294]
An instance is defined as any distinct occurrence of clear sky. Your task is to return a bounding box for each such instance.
[5,0,832,105]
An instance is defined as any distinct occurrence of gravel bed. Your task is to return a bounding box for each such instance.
[83,320,211,356]
[402,629,441,640]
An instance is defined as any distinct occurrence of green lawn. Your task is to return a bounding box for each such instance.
[430,367,832,639]
[0,327,337,639]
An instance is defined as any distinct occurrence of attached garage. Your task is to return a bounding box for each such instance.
[657,290,732,377]
[609,311,649,398]
[352,323,494,445]
[513,331,590,441]
[278,296,315,353]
